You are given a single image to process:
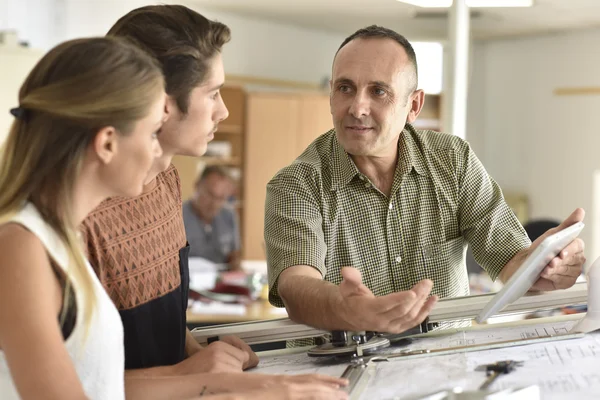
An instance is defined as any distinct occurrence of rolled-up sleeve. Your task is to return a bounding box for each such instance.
[264,169,326,307]
[458,144,531,281]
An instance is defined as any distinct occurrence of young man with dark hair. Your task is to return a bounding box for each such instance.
[81,6,349,399]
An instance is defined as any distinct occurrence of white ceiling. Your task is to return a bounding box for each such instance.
[193,0,600,41]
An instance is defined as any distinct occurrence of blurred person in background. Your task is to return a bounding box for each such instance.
[184,166,242,271]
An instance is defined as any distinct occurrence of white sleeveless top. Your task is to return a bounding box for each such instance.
[0,203,125,399]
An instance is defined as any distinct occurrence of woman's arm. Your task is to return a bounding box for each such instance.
[0,224,88,400]
[125,371,348,400]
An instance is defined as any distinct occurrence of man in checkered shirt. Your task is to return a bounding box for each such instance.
[264,25,586,334]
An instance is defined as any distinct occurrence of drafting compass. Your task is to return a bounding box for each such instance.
[307,321,431,357]
[307,330,390,357]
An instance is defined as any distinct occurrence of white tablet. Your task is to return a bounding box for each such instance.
[476,221,584,323]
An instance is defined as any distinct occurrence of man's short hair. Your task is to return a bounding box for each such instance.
[195,165,231,187]
[108,5,231,114]
[336,25,418,93]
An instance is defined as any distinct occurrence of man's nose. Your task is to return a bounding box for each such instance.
[348,91,370,118]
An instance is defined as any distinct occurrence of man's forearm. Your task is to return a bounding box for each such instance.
[498,248,529,283]
[279,275,355,331]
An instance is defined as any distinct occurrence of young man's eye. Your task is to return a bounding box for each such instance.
[152,128,161,139]
[212,91,220,100]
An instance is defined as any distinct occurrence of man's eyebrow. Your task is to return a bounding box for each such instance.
[332,78,393,91]
[207,83,224,92]
[332,78,355,87]
[370,80,393,91]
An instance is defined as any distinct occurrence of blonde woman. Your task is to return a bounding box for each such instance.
[0,36,347,400]
[0,37,166,399]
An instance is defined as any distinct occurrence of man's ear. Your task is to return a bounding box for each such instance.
[329,79,334,115]
[406,89,425,124]
[93,126,118,164]
[164,94,178,120]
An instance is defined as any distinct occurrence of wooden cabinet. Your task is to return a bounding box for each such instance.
[243,92,332,260]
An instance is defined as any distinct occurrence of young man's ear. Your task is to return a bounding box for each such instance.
[164,95,178,120]
[93,126,118,164]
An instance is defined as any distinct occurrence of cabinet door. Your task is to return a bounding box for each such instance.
[243,93,300,260]
[297,94,333,152]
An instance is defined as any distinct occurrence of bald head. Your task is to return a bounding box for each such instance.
[334,25,418,95]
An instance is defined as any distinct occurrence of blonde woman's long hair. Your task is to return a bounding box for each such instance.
[0,37,164,333]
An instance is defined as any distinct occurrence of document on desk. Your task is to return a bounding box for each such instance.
[358,319,600,400]
[251,349,348,377]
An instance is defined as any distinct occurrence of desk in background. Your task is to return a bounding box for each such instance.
[187,299,288,352]
[186,299,287,327]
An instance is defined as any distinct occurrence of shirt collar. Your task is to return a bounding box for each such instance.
[331,132,360,191]
[397,124,429,178]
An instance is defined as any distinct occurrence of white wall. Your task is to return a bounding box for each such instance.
[467,28,600,262]
[4,1,443,90]
[0,0,65,50]
[14,0,343,85]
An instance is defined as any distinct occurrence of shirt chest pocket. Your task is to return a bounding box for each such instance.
[419,237,468,298]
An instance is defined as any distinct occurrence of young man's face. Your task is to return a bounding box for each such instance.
[159,53,229,157]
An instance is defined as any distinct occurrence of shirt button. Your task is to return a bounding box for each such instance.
[389,203,393,210]
[395,256,402,263]
[365,183,371,189]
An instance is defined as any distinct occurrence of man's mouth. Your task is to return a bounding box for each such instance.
[346,125,373,133]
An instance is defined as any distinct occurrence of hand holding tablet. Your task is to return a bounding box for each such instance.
[477,221,585,323]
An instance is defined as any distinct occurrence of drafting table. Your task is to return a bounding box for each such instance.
[249,314,599,400]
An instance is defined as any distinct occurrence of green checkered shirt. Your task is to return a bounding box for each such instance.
[265,124,531,309]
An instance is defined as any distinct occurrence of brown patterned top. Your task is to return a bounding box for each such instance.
[81,165,187,310]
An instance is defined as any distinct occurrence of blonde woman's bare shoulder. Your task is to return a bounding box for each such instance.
[0,222,48,262]
[0,222,55,287]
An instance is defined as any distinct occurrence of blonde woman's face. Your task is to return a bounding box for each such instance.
[109,94,165,197]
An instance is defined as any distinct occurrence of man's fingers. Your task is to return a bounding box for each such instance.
[542,262,583,279]
[375,290,418,315]
[411,279,434,298]
[530,209,585,250]
[555,208,585,232]
[377,292,437,334]
[340,266,362,285]
[559,238,585,258]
